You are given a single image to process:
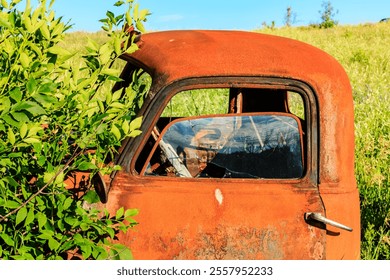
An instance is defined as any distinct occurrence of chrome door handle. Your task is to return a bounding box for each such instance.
[305,212,353,232]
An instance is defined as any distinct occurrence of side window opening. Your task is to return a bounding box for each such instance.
[162,88,229,117]
[143,114,304,179]
[287,91,305,120]
[134,87,307,179]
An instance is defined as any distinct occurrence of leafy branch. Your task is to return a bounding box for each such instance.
[0,0,149,260]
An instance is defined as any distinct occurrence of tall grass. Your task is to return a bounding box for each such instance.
[64,23,390,259]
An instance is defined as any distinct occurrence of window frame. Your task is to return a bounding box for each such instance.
[141,112,305,179]
[119,76,319,185]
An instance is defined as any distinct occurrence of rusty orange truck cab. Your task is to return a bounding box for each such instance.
[100,30,360,259]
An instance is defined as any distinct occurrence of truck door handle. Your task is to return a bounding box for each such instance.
[304,212,353,232]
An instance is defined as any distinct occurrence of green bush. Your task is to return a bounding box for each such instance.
[318,1,338,28]
[0,0,149,259]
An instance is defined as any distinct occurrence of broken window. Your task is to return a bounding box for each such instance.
[143,114,304,179]
[134,87,307,179]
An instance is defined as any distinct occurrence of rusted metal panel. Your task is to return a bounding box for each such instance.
[105,172,326,260]
[319,183,361,259]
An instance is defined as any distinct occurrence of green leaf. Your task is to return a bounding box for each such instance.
[43,169,64,184]
[125,208,139,218]
[109,102,125,109]
[19,52,30,68]
[24,208,35,226]
[129,116,142,131]
[22,11,33,31]
[27,125,43,137]
[62,197,73,210]
[91,246,104,259]
[77,161,97,171]
[0,233,14,246]
[111,244,133,260]
[114,1,124,7]
[64,216,77,227]
[20,123,28,139]
[111,125,121,141]
[106,11,115,22]
[36,212,47,229]
[29,43,43,58]
[95,100,105,113]
[80,222,90,231]
[114,36,121,56]
[101,68,119,77]
[15,207,28,226]
[125,11,133,25]
[40,23,51,40]
[32,93,58,107]
[139,9,150,21]
[128,129,142,138]
[73,233,85,244]
[106,227,115,239]
[15,250,35,260]
[99,51,112,66]
[81,245,92,259]
[7,128,15,145]
[10,87,22,103]
[38,230,54,240]
[0,97,11,113]
[11,111,29,123]
[122,120,129,134]
[48,237,60,251]
[116,207,124,220]
[1,0,9,9]
[0,14,12,28]
[27,78,38,95]
[133,3,139,20]
[4,200,20,209]
[135,21,146,33]
[38,82,58,93]
[86,38,100,53]
[47,45,71,56]
[23,137,40,144]
[50,22,63,38]
[13,101,46,116]
[83,190,100,204]
[4,176,19,187]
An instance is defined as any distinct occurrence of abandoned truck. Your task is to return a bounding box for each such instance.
[85,30,361,259]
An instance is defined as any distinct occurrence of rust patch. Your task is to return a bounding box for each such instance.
[128,225,292,259]
[259,229,284,259]
[313,241,324,260]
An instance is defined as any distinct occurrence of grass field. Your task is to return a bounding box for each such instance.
[64,22,390,259]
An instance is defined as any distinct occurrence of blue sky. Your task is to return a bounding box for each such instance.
[38,0,390,31]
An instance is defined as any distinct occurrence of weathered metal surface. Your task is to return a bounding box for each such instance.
[101,30,360,259]
[319,184,361,259]
[108,172,326,260]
